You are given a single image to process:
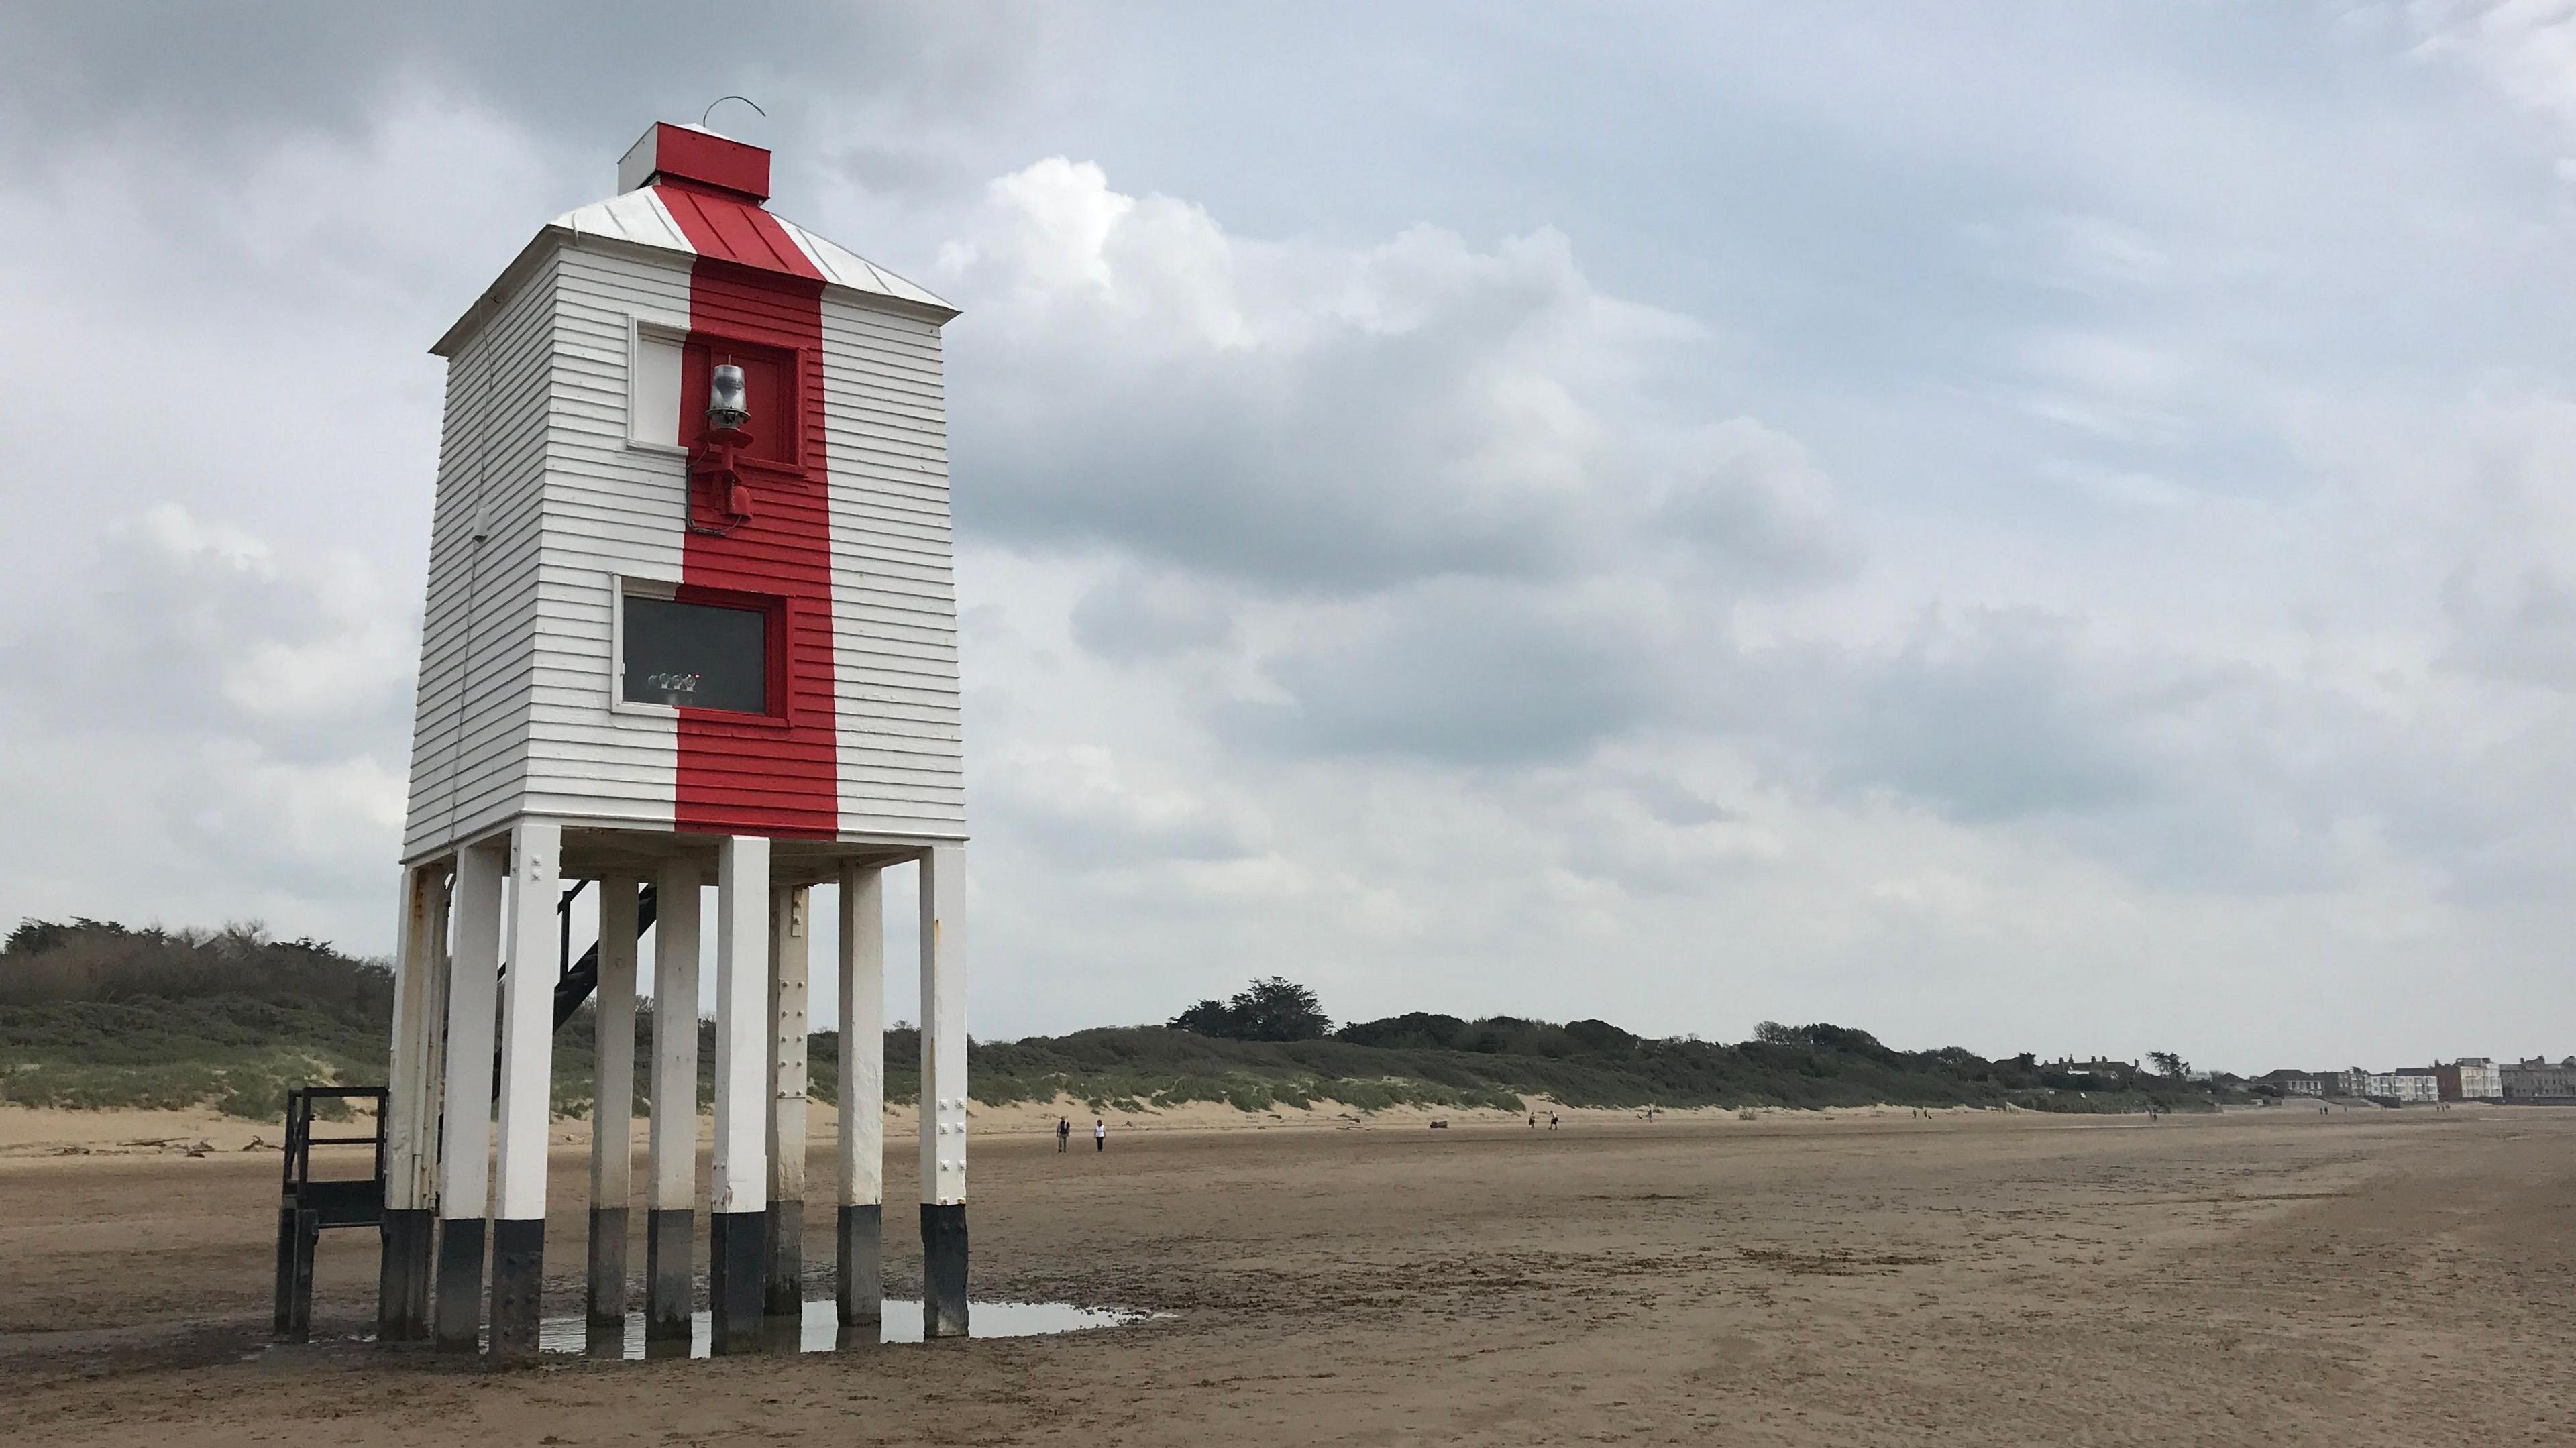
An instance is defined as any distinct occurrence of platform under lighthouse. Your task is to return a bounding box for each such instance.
[376,121,970,1363]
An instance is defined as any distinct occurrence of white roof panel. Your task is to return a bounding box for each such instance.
[773,217,954,313]
[439,186,955,355]
[545,189,956,317]
[552,188,692,253]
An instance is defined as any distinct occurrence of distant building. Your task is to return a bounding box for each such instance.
[2357,1069,2439,1104]
[2257,1069,2326,1097]
[2043,1056,2141,1085]
[2434,1058,2502,1101]
[2331,1067,2371,1097]
[2391,1067,2441,1104]
[2502,1057,2576,1101]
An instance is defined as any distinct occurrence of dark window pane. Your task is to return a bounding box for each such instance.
[623,596,768,713]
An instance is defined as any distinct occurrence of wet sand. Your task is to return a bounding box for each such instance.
[5,1105,2572,1445]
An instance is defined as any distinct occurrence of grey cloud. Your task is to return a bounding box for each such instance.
[830,142,979,201]
[0,3,1043,158]
[2436,427,2576,693]
[0,506,414,765]
[1193,590,2178,835]
[1069,567,1236,662]
[1650,421,1856,589]
[973,743,1266,870]
[1217,583,1668,764]
[1623,773,1741,828]
[1757,606,2572,907]
[2443,561,2576,689]
[1818,611,2153,824]
[984,794,1258,871]
[1964,212,2172,296]
[957,299,1607,591]
[0,507,410,944]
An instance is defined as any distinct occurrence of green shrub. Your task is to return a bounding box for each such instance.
[3,915,2250,1122]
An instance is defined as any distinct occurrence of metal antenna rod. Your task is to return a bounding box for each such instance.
[702,95,767,129]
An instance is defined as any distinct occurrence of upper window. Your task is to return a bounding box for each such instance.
[622,594,769,714]
[631,329,684,447]
[629,328,798,465]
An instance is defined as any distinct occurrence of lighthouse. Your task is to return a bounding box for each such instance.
[374,122,969,1362]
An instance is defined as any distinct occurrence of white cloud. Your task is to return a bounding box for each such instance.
[2410,0,2576,129]
[942,158,1791,596]
[0,504,413,944]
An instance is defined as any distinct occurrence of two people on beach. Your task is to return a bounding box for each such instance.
[1057,1115,1107,1152]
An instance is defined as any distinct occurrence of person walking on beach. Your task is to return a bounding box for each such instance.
[1094,1117,1107,1152]
[1549,1113,1559,1130]
[1056,1116,1071,1152]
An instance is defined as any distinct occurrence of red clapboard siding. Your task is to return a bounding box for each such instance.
[663,184,839,838]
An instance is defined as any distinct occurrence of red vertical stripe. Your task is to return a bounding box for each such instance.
[663,186,839,838]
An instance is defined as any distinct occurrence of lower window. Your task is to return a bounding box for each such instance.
[623,594,770,714]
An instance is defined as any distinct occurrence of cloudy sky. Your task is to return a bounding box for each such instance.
[3,3,2573,1070]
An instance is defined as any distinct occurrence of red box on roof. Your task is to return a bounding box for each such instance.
[616,122,770,201]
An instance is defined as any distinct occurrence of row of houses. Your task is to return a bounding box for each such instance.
[2255,1057,2576,1103]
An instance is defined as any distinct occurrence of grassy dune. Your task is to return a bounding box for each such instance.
[1,918,2237,1119]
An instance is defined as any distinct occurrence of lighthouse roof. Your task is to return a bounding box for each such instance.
[433,123,955,357]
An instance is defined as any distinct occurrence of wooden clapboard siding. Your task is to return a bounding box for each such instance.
[404,213,965,857]
[519,245,689,830]
[401,253,557,862]
[822,290,965,837]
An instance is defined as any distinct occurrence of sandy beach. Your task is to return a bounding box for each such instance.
[5,1103,2571,1445]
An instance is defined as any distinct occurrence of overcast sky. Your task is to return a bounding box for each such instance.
[2,3,2572,1070]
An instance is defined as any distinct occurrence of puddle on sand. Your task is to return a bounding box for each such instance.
[538,1299,1143,1359]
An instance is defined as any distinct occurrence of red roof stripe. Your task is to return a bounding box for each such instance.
[653,184,824,282]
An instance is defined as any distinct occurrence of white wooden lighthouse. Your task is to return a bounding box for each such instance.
[374,122,970,1362]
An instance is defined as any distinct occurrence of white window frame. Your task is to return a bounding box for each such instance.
[626,315,690,455]
[608,572,683,720]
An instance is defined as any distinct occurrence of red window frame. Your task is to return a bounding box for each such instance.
[658,582,794,728]
[678,330,811,483]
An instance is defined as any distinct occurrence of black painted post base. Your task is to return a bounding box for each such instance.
[644,1207,693,1347]
[488,1217,545,1365]
[586,1206,628,1331]
[272,1207,299,1337]
[707,1210,768,1355]
[921,1203,969,1339]
[763,1199,803,1319]
[378,1207,435,1341]
[836,1203,881,1325]
[274,1207,318,1342]
[432,1217,486,1353]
